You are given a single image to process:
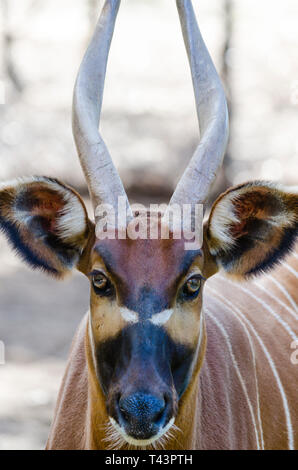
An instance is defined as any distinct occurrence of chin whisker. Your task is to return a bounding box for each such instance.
[102,420,126,450]
[167,423,183,448]
[102,417,180,450]
[153,421,182,450]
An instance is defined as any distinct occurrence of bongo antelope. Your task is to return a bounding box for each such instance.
[0,0,297,450]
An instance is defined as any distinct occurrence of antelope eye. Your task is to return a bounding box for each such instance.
[180,276,202,302]
[186,277,201,293]
[91,272,114,297]
[93,273,107,289]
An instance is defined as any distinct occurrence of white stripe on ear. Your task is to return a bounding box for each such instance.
[209,191,240,253]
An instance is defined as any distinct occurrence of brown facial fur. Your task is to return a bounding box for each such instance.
[80,215,209,443]
[1,178,298,449]
[83,214,208,349]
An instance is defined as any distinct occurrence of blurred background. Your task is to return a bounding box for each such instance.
[0,0,297,449]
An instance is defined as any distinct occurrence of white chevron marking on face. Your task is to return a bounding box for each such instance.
[120,307,138,323]
[150,309,174,326]
[119,307,174,325]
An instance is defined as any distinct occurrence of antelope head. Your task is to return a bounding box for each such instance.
[0,0,297,449]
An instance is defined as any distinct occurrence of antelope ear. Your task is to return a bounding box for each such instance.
[205,181,298,278]
[0,177,93,277]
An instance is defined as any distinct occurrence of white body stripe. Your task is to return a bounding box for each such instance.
[221,277,298,342]
[267,274,298,313]
[253,279,298,321]
[207,283,294,450]
[282,262,298,279]
[206,308,261,449]
[205,288,265,448]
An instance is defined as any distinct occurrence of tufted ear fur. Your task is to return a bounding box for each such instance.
[205,181,298,279]
[0,177,93,277]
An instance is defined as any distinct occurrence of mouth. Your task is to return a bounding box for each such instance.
[105,417,176,449]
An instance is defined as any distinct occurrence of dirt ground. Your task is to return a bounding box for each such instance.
[0,233,89,449]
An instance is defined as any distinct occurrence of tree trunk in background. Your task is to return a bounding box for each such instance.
[1,0,24,94]
[222,0,234,186]
[88,0,99,28]
[208,0,234,205]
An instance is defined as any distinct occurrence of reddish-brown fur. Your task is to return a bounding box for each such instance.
[46,247,298,449]
[0,178,297,450]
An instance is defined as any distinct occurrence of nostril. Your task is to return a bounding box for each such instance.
[118,396,131,423]
[119,405,130,423]
[154,407,165,424]
[120,410,130,423]
[152,395,167,424]
[118,393,168,427]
